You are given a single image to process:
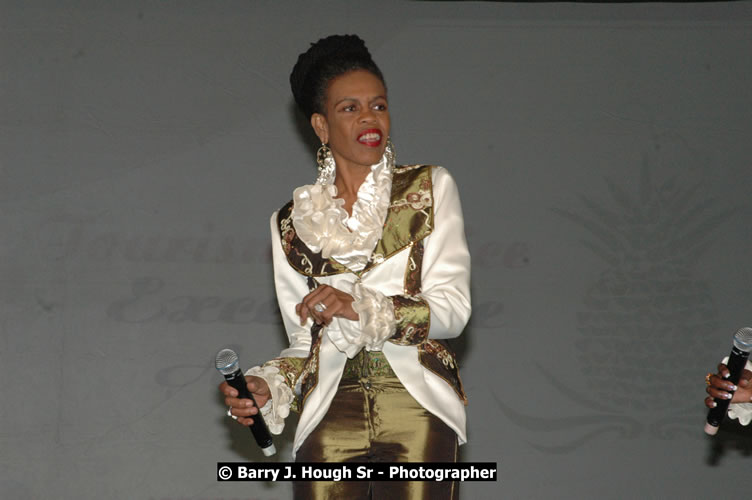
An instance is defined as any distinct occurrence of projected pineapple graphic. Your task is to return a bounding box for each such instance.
[494,154,738,450]
[555,163,733,412]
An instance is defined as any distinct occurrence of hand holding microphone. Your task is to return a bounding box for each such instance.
[220,376,271,424]
[705,365,752,404]
[704,327,752,435]
[216,349,276,456]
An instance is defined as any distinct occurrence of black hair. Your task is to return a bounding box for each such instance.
[290,34,385,119]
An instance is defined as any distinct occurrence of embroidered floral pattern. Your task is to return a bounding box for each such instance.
[419,340,468,405]
[266,357,306,392]
[297,326,322,411]
[279,165,435,277]
[403,240,424,296]
[341,350,396,379]
[393,189,432,211]
[394,211,467,405]
[361,166,434,274]
[277,203,347,277]
[389,295,430,345]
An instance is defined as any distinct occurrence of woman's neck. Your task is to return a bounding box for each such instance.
[333,164,370,216]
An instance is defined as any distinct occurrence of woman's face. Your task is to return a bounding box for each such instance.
[311,69,390,172]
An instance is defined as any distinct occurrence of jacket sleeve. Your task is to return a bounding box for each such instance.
[243,213,313,429]
[388,166,471,345]
[269,212,314,360]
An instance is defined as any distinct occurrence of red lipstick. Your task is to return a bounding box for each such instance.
[357,129,382,147]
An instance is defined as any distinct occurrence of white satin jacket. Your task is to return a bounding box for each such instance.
[249,162,471,457]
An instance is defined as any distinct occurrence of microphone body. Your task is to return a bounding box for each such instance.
[705,327,752,436]
[216,349,276,456]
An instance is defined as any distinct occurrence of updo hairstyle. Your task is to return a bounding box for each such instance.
[290,34,385,119]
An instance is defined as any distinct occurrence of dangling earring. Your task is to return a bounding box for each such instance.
[316,143,335,184]
[385,137,396,166]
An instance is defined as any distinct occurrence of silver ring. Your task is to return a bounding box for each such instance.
[227,407,237,420]
[314,302,326,313]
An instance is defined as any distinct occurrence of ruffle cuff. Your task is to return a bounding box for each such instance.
[728,403,752,425]
[329,282,396,358]
[244,364,294,435]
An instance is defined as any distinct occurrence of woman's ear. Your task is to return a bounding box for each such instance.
[310,113,328,144]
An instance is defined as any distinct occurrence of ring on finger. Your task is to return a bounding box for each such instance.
[227,407,238,420]
[314,302,327,313]
[705,373,713,386]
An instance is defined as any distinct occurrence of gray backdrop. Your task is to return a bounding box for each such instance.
[2,1,752,498]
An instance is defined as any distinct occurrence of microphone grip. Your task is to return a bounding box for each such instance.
[224,369,276,455]
[705,346,750,435]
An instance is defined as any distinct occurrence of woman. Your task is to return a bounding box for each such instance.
[220,34,471,499]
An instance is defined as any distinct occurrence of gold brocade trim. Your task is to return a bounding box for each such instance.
[277,204,348,277]
[390,295,431,345]
[403,240,424,296]
[361,165,434,274]
[395,210,468,405]
[341,350,395,380]
[262,357,306,413]
[297,323,322,411]
[389,239,431,345]
[419,340,468,405]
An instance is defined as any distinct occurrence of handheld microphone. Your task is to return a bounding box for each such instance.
[704,327,752,436]
[215,348,276,456]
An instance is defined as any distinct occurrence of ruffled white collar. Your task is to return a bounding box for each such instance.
[291,154,394,272]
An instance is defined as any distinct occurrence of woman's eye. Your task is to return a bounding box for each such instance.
[373,103,387,111]
[342,105,356,112]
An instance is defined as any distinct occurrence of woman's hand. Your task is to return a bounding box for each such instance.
[705,364,752,408]
[220,375,271,427]
[296,284,359,326]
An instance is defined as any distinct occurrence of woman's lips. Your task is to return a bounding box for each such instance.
[357,129,382,147]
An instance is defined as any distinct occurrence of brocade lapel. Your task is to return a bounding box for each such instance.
[278,165,435,278]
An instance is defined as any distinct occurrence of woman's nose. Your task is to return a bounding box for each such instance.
[359,108,376,123]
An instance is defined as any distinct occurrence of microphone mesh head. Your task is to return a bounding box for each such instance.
[215,348,240,375]
[733,327,752,353]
